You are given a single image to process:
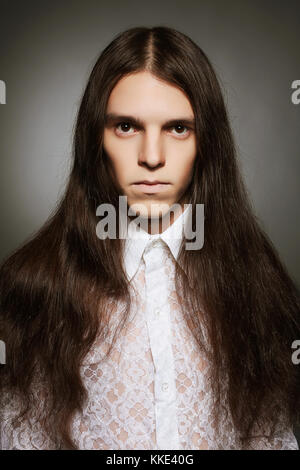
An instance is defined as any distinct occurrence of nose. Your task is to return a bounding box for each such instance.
[138,129,166,169]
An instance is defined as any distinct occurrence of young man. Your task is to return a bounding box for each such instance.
[0,26,299,450]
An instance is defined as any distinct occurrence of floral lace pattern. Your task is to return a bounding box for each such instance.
[1,239,298,450]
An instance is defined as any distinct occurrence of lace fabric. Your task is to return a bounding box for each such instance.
[1,238,298,450]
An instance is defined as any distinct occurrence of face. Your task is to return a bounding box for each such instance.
[103,71,197,231]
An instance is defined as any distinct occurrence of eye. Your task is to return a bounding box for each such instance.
[115,122,136,135]
[170,124,190,137]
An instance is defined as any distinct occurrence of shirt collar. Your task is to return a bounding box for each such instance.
[122,205,192,282]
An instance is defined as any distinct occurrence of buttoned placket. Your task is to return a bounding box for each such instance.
[142,238,180,450]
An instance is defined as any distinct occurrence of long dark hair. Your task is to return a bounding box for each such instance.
[0,26,299,449]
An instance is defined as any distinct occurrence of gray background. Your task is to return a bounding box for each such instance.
[0,0,299,446]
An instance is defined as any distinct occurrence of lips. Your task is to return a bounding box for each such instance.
[134,180,169,185]
[132,181,170,193]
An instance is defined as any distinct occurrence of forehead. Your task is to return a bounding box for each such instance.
[106,71,194,118]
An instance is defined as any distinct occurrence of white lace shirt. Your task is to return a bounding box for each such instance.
[1,206,299,450]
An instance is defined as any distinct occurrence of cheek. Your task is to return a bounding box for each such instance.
[178,165,194,188]
[103,133,137,169]
[109,157,128,182]
[103,138,125,175]
[170,138,196,166]
[108,155,136,187]
[176,151,196,181]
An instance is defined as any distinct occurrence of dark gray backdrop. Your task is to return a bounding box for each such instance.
[0,0,299,446]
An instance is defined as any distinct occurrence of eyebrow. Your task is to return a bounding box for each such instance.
[104,113,195,128]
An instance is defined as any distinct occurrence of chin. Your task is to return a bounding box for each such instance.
[140,203,172,219]
[127,198,168,216]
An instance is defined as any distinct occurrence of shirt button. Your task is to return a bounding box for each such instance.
[161,382,169,392]
[155,308,160,317]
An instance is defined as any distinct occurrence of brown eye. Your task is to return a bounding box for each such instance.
[171,125,189,136]
[115,122,135,134]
